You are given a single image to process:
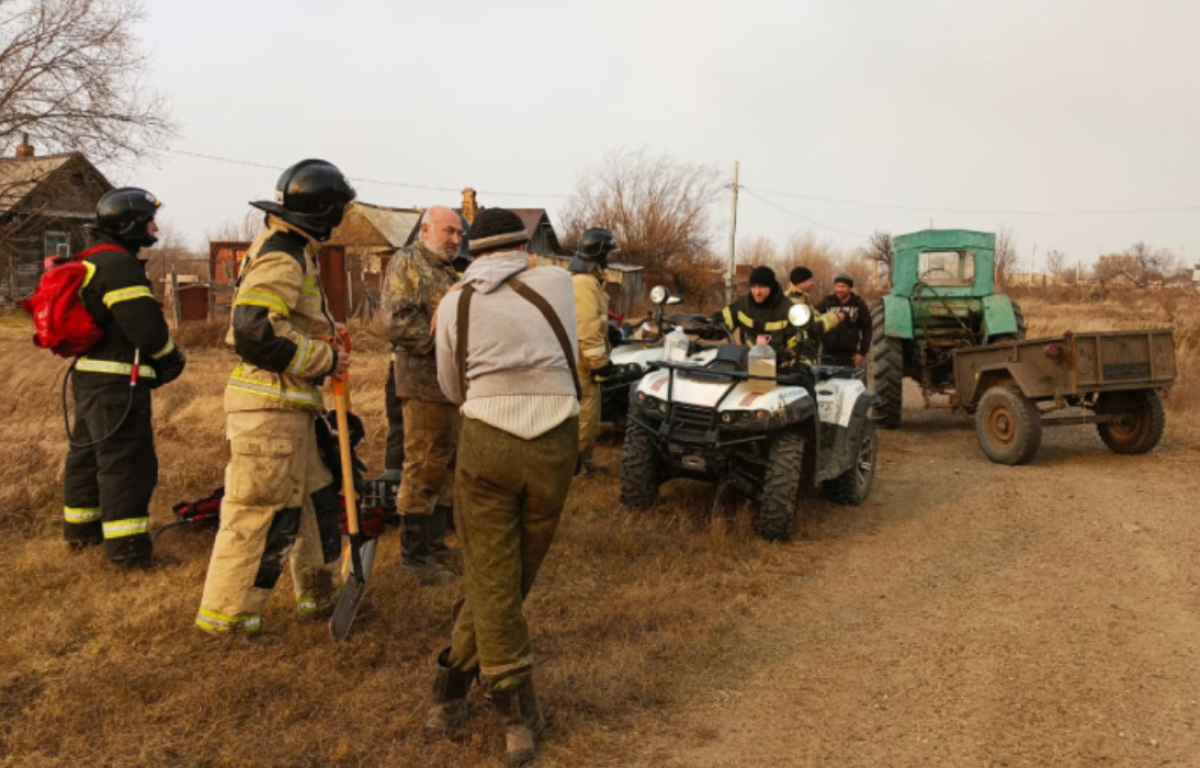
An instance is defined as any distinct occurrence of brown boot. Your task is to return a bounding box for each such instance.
[489,676,547,766]
[423,648,476,740]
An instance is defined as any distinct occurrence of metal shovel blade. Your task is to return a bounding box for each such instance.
[329,536,376,642]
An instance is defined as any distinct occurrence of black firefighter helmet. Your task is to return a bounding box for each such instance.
[251,159,357,242]
[568,227,619,274]
[88,187,162,250]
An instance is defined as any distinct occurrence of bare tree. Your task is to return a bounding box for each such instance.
[0,0,175,165]
[994,226,1018,286]
[863,230,893,286]
[560,148,725,300]
[206,209,262,243]
[1044,249,1065,283]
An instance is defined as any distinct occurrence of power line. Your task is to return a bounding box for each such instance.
[739,187,867,239]
[740,183,1200,217]
[161,147,570,200]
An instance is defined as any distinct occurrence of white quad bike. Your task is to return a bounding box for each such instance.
[619,303,879,542]
[600,286,719,426]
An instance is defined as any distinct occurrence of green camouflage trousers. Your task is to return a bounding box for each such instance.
[447,415,578,683]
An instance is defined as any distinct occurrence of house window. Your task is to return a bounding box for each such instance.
[44,231,70,259]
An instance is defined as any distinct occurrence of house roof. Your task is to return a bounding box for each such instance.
[509,208,561,252]
[0,153,78,213]
[352,202,422,248]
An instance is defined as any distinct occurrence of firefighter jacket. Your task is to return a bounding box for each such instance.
[224,216,337,413]
[381,240,457,403]
[785,287,840,364]
[815,291,873,358]
[76,234,181,385]
[713,288,797,360]
[572,272,610,376]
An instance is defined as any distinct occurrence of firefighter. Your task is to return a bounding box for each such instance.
[62,187,187,568]
[567,228,618,475]
[195,159,355,644]
[712,266,799,363]
[785,266,840,366]
[380,205,463,586]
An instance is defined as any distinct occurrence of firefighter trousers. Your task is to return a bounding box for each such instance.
[577,373,601,462]
[447,416,577,683]
[384,356,406,471]
[196,409,342,635]
[397,400,458,517]
[62,379,157,563]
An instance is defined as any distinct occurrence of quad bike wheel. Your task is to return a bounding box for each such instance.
[619,420,661,510]
[757,430,805,542]
[823,420,878,505]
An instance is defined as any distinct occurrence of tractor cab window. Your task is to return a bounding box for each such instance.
[918,250,975,286]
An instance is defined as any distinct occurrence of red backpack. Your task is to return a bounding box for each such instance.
[21,243,124,357]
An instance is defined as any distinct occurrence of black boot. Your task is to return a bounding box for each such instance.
[430,505,460,566]
[401,514,456,586]
[423,647,477,740]
[489,676,547,767]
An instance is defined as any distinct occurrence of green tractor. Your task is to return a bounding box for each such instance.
[869,229,1025,427]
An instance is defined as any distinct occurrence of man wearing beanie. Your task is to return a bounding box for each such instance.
[712,265,799,362]
[816,272,872,368]
[786,265,841,366]
[380,206,464,586]
[425,207,579,766]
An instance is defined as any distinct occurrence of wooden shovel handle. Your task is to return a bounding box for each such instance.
[330,331,359,537]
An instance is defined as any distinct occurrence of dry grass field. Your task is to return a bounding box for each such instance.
[1,291,1197,768]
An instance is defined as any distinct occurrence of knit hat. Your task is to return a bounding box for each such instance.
[467,208,529,254]
[789,266,813,285]
[749,266,778,288]
[833,272,854,287]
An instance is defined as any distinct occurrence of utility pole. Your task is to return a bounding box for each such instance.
[726,161,739,305]
[1030,243,1037,288]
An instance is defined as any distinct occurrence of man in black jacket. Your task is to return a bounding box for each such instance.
[63,187,186,568]
[815,273,872,368]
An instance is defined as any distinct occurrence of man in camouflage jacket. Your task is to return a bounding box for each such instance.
[381,205,464,585]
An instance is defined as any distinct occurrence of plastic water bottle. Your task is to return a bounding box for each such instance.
[747,335,776,393]
[665,326,691,363]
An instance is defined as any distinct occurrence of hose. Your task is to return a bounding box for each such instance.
[61,354,138,449]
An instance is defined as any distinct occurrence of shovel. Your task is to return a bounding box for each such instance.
[328,331,374,641]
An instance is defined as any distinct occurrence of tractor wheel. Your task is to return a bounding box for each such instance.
[822,420,878,505]
[989,301,1027,344]
[975,384,1042,465]
[1096,390,1164,455]
[619,420,661,510]
[757,430,805,542]
[868,303,903,429]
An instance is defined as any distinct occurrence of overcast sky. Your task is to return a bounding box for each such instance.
[128,0,1199,271]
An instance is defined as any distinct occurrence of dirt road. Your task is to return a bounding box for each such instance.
[645,390,1200,767]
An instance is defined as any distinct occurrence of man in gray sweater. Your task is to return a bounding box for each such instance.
[425,208,579,767]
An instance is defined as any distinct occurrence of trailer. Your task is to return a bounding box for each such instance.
[950,329,1176,464]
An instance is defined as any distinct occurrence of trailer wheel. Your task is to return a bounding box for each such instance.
[619,420,661,510]
[868,303,903,429]
[1096,390,1165,455]
[757,430,805,542]
[822,420,878,505]
[976,384,1042,465]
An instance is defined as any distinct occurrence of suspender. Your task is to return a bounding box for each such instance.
[455,277,581,401]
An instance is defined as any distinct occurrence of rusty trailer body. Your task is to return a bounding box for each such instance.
[951,329,1176,464]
